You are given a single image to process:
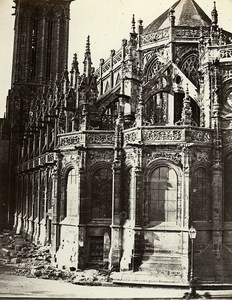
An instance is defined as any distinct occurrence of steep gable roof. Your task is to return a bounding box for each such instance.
[143,0,211,34]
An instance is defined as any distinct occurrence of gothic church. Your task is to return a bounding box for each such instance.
[2,0,232,284]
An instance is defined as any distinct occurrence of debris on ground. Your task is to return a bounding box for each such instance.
[0,229,112,286]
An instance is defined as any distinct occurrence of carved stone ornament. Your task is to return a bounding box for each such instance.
[145,151,182,166]
[143,129,182,141]
[192,148,212,164]
[191,130,212,142]
[88,150,113,166]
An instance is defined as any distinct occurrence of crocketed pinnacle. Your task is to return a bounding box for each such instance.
[83,35,92,77]
[211,1,218,30]
[131,14,136,33]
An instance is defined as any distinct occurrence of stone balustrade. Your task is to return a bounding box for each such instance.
[124,126,213,146]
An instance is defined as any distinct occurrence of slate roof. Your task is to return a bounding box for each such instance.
[143,0,212,34]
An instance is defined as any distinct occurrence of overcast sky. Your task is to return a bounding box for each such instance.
[0,0,231,117]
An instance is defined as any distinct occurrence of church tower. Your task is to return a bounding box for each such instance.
[11,0,72,86]
[6,0,74,226]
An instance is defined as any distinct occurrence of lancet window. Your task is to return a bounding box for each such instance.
[191,167,211,222]
[149,166,177,223]
[65,168,79,218]
[91,168,112,219]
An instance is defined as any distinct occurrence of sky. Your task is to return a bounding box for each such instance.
[0,0,232,118]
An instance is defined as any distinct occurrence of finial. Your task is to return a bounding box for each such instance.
[138,19,143,35]
[211,1,218,30]
[131,14,136,33]
[71,53,79,72]
[85,35,90,53]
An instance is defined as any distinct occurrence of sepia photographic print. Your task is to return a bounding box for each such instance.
[0,0,232,299]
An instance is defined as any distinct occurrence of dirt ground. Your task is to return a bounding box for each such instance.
[0,229,112,286]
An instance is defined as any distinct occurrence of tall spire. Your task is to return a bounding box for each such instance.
[83,35,92,77]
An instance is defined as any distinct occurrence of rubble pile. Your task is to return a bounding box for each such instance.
[0,230,112,286]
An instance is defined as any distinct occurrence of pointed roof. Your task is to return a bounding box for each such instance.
[143,0,211,34]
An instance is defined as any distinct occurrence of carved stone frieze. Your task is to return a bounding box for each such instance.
[124,131,137,144]
[175,28,209,39]
[88,150,113,166]
[141,28,169,46]
[191,148,212,164]
[60,134,81,147]
[86,133,114,145]
[191,129,212,142]
[143,129,183,142]
[145,150,182,166]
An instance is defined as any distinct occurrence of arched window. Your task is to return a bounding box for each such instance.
[65,168,78,218]
[191,167,210,221]
[150,166,177,223]
[92,168,112,219]
[224,156,232,221]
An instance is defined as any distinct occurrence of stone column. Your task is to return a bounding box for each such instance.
[181,146,191,283]
[34,170,41,244]
[16,174,23,234]
[212,162,223,260]
[28,172,34,240]
[51,162,60,257]
[109,160,122,270]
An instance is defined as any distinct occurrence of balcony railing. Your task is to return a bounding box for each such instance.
[124,126,213,146]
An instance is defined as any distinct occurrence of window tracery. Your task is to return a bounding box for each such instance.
[180,54,199,86]
[145,56,165,83]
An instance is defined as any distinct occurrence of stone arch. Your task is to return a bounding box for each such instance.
[122,164,134,220]
[60,162,79,221]
[144,159,182,225]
